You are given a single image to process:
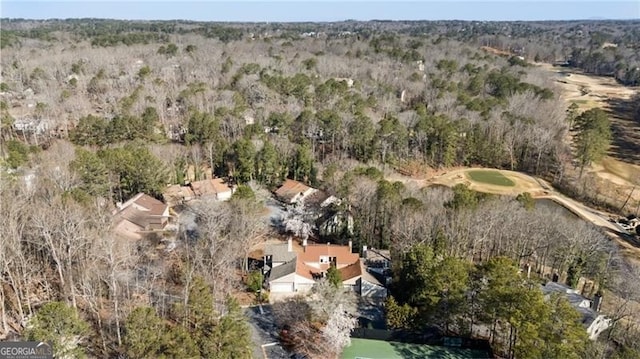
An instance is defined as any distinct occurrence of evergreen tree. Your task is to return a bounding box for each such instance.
[210,297,253,359]
[256,141,281,186]
[292,141,314,183]
[70,148,110,198]
[98,143,168,200]
[229,138,256,183]
[70,115,108,146]
[539,295,589,359]
[349,113,376,162]
[326,265,342,288]
[385,296,417,330]
[574,108,612,177]
[162,324,199,358]
[24,302,90,358]
[185,111,220,146]
[124,307,166,359]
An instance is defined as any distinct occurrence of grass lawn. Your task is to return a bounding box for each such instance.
[341,338,491,359]
[466,170,516,187]
[601,157,640,185]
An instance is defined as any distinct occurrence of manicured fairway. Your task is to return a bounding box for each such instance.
[466,170,516,187]
[341,338,491,359]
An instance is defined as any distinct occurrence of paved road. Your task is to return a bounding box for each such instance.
[245,305,290,359]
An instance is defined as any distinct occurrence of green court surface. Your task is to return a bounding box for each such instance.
[341,338,491,359]
[466,170,516,187]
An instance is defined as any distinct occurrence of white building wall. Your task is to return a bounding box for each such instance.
[217,190,233,201]
[587,316,611,340]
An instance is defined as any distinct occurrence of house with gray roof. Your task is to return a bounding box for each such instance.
[542,282,611,340]
[263,238,297,274]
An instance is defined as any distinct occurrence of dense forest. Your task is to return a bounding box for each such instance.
[1,19,639,358]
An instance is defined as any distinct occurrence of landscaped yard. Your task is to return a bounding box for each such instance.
[341,338,491,359]
[466,170,516,187]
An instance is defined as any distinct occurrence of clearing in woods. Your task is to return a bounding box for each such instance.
[466,170,516,187]
[539,63,640,213]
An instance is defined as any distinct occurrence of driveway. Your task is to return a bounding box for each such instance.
[245,305,290,359]
[357,297,386,329]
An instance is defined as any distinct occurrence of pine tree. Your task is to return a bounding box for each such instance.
[326,265,342,288]
[124,307,165,359]
[574,108,612,178]
[25,302,90,358]
[210,297,253,359]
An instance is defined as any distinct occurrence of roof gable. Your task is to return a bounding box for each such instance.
[338,259,363,281]
[190,178,232,197]
[275,179,314,202]
[300,244,359,266]
[265,243,297,263]
[269,259,297,280]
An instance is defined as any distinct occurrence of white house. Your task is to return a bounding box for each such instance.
[265,241,387,298]
[542,282,611,340]
[267,257,317,293]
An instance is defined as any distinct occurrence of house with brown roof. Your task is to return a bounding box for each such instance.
[340,260,387,298]
[275,179,317,204]
[189,178,233,201]
[161,178,233,206]
[265,241,387,298]
[299,243,360,270]
[163,184,196,207]
[113,193,170,240]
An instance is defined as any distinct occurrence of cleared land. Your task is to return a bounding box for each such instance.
[341,338,491,359]
[540,64,640,189]
[466,170,516,187]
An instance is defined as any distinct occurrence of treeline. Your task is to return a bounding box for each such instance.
[389,255,589,359]
[90,32,170,47]
[20,279,251,358]
[3,19,638,84]
[63,55,567,202]
[0,19,245,47]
